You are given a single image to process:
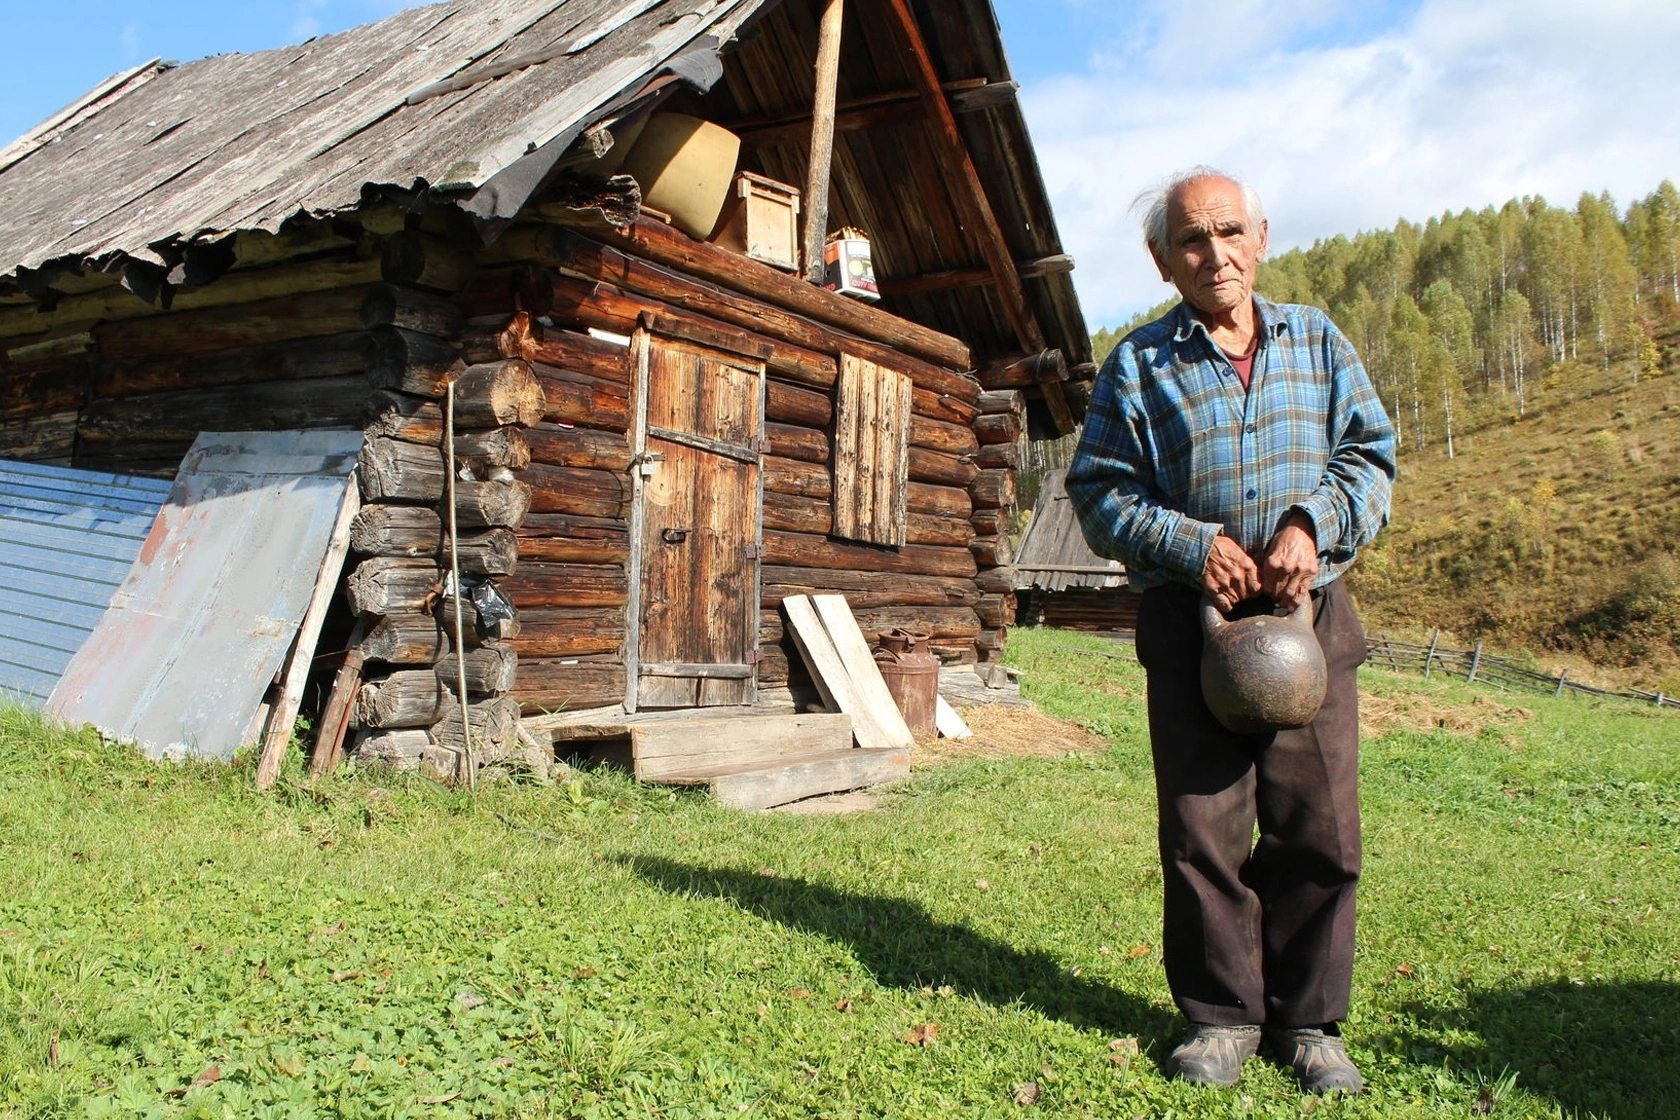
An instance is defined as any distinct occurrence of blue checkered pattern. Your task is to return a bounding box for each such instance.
[1066,297,1396,593]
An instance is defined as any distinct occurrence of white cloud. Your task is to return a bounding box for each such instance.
[1022,0,1680,325]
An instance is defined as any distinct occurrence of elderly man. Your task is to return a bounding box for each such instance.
[1066,168,1395,1094]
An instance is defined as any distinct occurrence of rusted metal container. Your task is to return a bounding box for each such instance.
[874,628,939,740]
[1199,597,1327,734]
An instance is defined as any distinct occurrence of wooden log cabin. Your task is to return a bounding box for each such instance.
[0,0,1093,788]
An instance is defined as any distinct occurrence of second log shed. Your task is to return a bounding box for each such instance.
[1014,469,1141,635]
[0,0,1095,778]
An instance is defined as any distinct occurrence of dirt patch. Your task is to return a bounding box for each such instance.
[1360,688,1530,738]
[914,703,1109,763]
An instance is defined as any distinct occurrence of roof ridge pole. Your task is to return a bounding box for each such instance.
[802,0,847,284]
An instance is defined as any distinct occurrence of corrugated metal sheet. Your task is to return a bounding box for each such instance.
[46,430,363,761]
[1014,468,1127,592]
[0,0,763,275]
[0,459,173,704]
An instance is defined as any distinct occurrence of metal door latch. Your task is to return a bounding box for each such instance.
[661,527,691,544]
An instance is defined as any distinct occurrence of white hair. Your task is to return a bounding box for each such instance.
[1133,166,1267,258]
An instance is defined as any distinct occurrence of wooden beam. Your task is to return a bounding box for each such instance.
[1039,381,1076,431]
[513,215,974,373]
[877,254,1073,297]
[803,0,846,284]
[308,618,369,776]
[735,79,1018,150]
[881,0,1045,359]
[977,348,1068,389]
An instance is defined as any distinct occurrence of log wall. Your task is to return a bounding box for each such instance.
[1,201,1024,746]
[345,238,543,774]
[470,213,1018,701]
[0,251,381,472]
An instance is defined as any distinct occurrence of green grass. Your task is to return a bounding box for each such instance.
[3,630,1679,1118]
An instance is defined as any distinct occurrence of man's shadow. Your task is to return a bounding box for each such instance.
[1401,979,1680,1120]
[620,856,1174,1045]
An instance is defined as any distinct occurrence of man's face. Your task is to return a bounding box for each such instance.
[1150,176,1269,320]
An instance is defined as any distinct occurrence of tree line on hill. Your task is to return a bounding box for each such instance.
[1091,181,1680,457]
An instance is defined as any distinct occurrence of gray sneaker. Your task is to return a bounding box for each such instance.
[1265,1027,1365,1094]
[1164,1024,1261,1087]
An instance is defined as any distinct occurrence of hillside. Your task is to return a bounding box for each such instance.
[1349,359,1680,692]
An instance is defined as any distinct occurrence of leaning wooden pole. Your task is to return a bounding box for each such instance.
[802,0,845,283]
[445,381,477,793]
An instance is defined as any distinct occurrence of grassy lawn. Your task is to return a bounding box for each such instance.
[3,627,1679,1118]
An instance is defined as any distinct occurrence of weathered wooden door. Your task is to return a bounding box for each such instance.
[628,319,769,710]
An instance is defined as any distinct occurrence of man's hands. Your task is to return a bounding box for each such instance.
[1202,511,1319,613]
[1202,534,1260,612]
[1260,511,1318,611]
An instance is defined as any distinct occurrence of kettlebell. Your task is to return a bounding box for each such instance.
[1199,596,1327,734]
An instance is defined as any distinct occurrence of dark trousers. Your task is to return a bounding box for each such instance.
[1134,579,1366,1027]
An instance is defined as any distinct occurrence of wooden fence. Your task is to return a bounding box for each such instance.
[1366,631,1679,710]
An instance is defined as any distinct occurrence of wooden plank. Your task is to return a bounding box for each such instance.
[810,594,914,750]
[782,594,864,728]
[641,663,755,680]
[832,359,862,543]
[699,747,910,810]
[884,366,911,545]
[630,711,854,780]
[308,617,369,776]
[935,694,973,740]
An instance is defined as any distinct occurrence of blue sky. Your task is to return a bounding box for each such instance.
[3,1,1676,324]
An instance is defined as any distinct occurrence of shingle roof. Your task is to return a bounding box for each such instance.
[0,0,1094,428]
[0,0,760,276]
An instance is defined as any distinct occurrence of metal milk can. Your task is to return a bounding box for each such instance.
[874,628,939,740]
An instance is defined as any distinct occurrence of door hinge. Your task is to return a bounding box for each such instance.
[751,437,771,455]
[747,649,764,665]
[744,544,765,560]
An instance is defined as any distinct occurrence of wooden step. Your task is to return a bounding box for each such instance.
[628,711,855,780]
[662,746,910,810]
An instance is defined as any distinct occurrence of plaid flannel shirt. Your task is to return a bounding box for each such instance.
[1066,296,1396,593]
